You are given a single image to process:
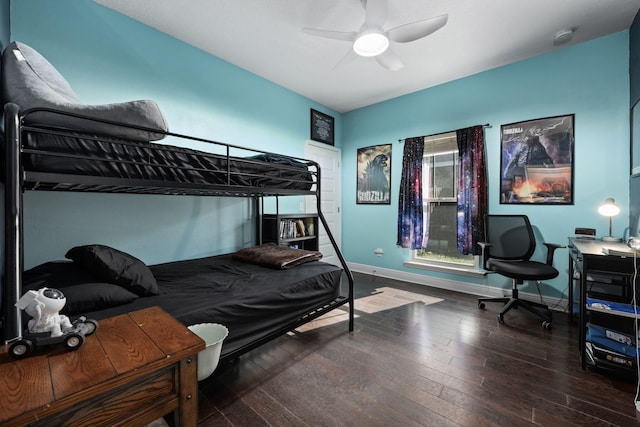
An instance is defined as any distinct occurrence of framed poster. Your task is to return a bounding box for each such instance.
[632,100,640,175]
[357,144,391,204]
[500,114,574,204]
[310,109,334,145]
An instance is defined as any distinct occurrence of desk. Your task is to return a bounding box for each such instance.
[0,306,204,427]
[568,237,638,370]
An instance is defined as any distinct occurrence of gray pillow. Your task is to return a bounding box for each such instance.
[2,41,168,141]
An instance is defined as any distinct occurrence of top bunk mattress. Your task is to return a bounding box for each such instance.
[18,128,316,194]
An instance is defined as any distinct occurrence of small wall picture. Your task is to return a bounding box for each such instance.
[357,144,391,204]
[310,109,334,145]
[500,114,574,205]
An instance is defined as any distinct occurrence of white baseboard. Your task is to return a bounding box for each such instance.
[346,262,569,312]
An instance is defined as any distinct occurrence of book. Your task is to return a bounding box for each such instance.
[305,218,315,236]
[296,219,306,237]
[601,247,639,257]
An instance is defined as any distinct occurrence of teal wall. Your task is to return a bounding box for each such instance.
[10,0,341,268]
[0,0,8,48]
[629,11,640,239]
[630,10,640,106]
[342,32,630,297]
[8,0,634,302]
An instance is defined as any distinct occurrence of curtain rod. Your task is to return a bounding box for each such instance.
[397,123,491,143]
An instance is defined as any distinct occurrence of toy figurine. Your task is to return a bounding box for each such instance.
[9,287,98,359]
[16,288,73,337]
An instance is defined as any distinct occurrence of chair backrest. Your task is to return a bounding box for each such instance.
[484,214,536,262]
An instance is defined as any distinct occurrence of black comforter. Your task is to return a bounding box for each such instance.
[22,131,314,190]
[23,253,342,359]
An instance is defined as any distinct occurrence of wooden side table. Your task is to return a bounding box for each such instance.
[0,306,204,426]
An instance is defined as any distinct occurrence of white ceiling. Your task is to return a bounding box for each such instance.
[95,0,640,113]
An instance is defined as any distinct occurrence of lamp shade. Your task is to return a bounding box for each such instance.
[598,198,620,217]
[598,198,622,242]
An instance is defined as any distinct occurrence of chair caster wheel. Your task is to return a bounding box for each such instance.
[542,321,552,330]
[478,302,485,309]
[498,314,504,324]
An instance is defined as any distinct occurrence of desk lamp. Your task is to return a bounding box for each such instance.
[598,198,622,242]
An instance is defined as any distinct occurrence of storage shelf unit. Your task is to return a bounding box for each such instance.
[584,300,639,376]
[261,214,319,251]
[568,237,640,375]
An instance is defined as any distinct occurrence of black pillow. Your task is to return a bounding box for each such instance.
[23,261,139,314]
[59,282,139,315]
[24,260,100,289]
[65,244,159,296]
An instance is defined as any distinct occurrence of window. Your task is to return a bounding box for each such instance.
[412,132,477,268]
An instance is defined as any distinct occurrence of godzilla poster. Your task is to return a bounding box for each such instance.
[357,144,391,204]
[500,114,574,204]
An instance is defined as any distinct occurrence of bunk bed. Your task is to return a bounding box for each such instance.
[1,41,354,363]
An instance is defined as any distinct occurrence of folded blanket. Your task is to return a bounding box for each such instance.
[232,243,322,269]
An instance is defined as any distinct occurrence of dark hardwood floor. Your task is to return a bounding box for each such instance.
[195,273,640,426]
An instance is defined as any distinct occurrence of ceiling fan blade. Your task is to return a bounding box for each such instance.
[387,14,448,43]
[375,48,404,71]
[363,0,387,28]
[302,27,357,42]
[333,48,359,70]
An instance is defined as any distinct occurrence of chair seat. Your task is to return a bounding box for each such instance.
[487,259,559,281]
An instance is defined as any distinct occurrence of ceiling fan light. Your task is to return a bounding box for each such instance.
[353,32,389,57]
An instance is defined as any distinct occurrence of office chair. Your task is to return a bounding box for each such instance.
[477,214,564,330]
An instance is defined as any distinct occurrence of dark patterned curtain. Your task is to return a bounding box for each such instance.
[456,126,487,255]
[396,137,425,249]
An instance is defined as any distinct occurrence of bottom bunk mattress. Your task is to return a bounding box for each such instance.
[22,252,343,359]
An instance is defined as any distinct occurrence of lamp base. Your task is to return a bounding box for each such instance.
[601,236,623,242]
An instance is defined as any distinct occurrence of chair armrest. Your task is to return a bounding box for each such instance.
[543,243,566,265]
[478,242,492,270]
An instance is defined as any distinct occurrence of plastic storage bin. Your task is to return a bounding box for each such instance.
[187,323,229,381]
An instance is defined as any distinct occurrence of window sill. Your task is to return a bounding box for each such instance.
[404,261,487,278]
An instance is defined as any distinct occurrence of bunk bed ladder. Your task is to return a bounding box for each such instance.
[315,201,355,332]
[259,189,355,333]
[311,164,354,331]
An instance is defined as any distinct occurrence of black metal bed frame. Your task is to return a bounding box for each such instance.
[2,103,355,354]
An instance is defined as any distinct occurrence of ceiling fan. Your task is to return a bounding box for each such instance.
[302,0,448,71]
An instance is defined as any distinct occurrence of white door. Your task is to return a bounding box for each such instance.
[305,140,341,266]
